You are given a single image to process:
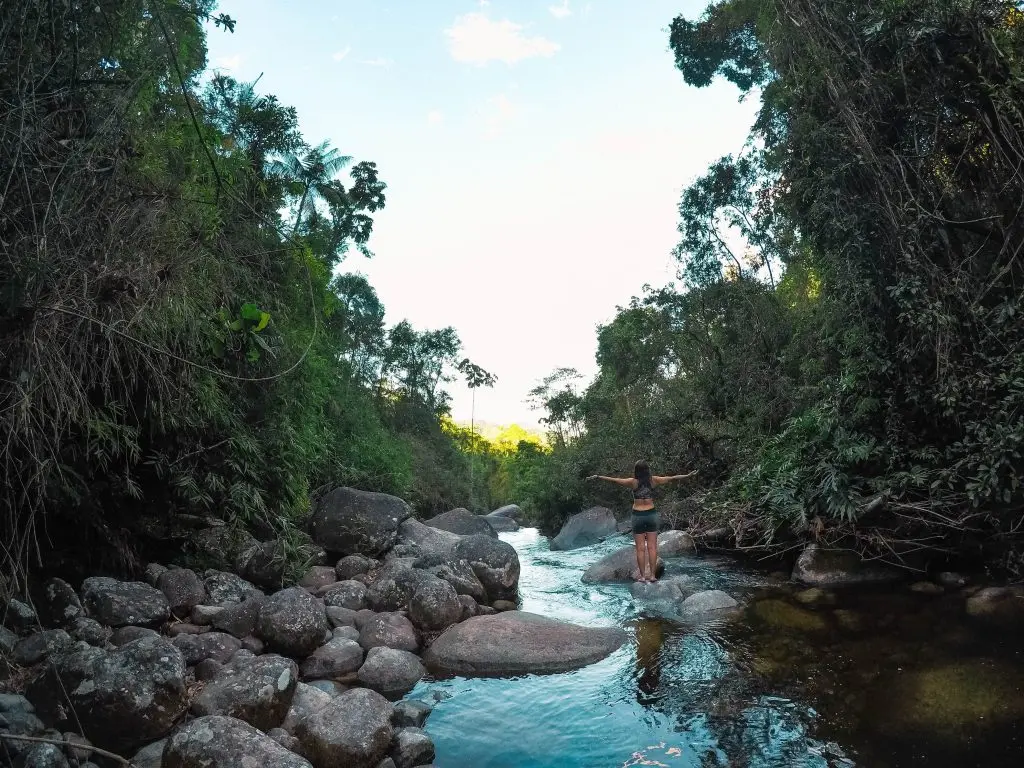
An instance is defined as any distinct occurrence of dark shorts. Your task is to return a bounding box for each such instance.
[632,509,659,534]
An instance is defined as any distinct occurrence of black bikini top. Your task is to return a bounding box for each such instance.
[632,477,655,501]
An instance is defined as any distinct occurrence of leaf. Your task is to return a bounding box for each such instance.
[240,302,262,322]
[247,349,260,363]
[254,311,271,332]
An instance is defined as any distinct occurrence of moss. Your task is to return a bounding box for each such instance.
[751,599,829,632]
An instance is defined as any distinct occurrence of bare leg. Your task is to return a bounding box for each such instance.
[633,533,648,582]
[645,531,659,581]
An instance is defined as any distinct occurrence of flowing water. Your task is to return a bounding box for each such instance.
[408,529,1024,767]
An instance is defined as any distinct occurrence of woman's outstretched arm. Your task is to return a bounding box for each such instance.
[652,470,698,485]
[586,474,635,487]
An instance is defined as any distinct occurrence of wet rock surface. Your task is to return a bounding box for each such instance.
[550,506,617,551]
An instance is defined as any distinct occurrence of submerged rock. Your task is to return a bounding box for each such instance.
[390,726,435,768]
[965,586,1024,624]
[751,599,829,632]
[309,486,412,557]
[424,508,497,538]
[679,590,738,616]
[423,611,626,676]
[792,544,903,588]
[550,507,617,551]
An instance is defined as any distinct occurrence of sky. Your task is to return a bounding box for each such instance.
[204,0,759,428]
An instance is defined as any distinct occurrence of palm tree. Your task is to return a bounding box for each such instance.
[270,141,352,236]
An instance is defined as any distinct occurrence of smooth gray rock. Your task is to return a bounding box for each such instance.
[357,647,425,699]
[282,682,332,735]
[172,631,242,665]
[326,605,359,628]
[110,625,160,645]
[333,625,361,642]
[488,504,525,521]
[792,544,903,587]
[158,568,208,615]
[310,486,412,557]
[550,507,616,551]
[394,518,460,560]
[424,508,497,538]
[483,514,519,532]
[39,578,83,627]
[256,587,329,658]
[202,570,262,606]
[163,715,313,768]
[409,578,461,631]
[295,688,393,768]
[580,531,693,583]
[679,590,738,615]
[424,612,626,676]
[129,739,166,768]
[80,577,169,628]
[390,727,435,768]
[414,555,487,604]
[458,594,478,621]
[323,580,368,611]
[300,637,364,680]
[306,679,349,697]
[629,578,690,602]
[268,727,301,753]
[358,612,419,653]
[391,699,433,728]
[451,535,520,602]
[191,654,298,731]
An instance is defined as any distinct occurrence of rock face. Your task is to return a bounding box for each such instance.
[425,508,497,538]
[163,715,313,768]
[80,577,170,627]
[191,654,298,731]
[451,535,520,602]
[550,507,617,551]
[356,647,426,699]
[309,486,412,557]
[395,518,460,560]
[27,636,187,753]
[256,587,330,658]
[792,544,903,587]
[424,612,626,676]
[295,687,394,768]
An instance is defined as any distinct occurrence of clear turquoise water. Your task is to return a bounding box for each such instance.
[408,529,846,768]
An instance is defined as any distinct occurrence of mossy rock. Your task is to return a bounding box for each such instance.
[872,659,1024,734]
[750,599,829,632]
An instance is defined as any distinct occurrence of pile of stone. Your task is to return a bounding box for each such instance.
[0,488,623,768]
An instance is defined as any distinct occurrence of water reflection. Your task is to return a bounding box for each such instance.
[634,618,664,704]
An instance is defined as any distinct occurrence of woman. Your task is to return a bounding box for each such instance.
[587,461,696,583]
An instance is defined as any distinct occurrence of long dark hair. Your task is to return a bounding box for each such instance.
[634,460,652,486]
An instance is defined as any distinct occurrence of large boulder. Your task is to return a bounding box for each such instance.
[358,612,419,653]
[282,682,332,734]
[80,577,170,628]
[27,636,187,753]
[415,555,487,604]
[390,727,435,768]
[580,530,693,583]
[256,587,330,658]
[451,535,520,602]
[356,647,426,699]
[300,638,364,680]
[483,514,519,532]
[163,715,313,768]
[309,486,412,557]
[424,508,497,538]
[424,612,626,676]
[409,578,461,631]
[550,507,617,551]
[295,688,394,768]
[191,654,298,731]
[235,540,288,591]
[792,544,903,587]
[489,504,525,522]
[394,518,460,559]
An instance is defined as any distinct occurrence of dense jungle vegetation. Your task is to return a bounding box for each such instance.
[0,1,547,589]
[527,0,1024,577]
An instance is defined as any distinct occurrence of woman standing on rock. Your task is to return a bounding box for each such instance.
[587,461,696,583]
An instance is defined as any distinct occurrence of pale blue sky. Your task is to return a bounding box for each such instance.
[205,0,758,427]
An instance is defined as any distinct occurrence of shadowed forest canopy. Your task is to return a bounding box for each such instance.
[0,0,539,588]
[526,0,1024,576]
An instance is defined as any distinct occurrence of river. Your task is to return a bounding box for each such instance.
[408,528,1024,767]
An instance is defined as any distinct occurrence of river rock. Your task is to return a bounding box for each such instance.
[203,570,262,605]
[425,508,497,538]
[630,579,688,602]
[172,631,242,665]
[965,586,1024,624]
[483,514,519,532]
[550,507,617,551]
[256,587,330,657]
[80,577,169,628]
[129,739,166,768]
[300,637,364,680]
[365,566,437,613]
[211,594,266,638]
[357,647,426,699]
[323,580,368,611]
[27,636,187,753]
[235,539,292,591]
[299,566,338,592]
[794,587,837,606]
[395,518,461,560]
[458,594,478,621]
[414,556,487,603]
[2,597,37,634]
[191,654,298,730]
[424,611,626,676]
[581,543,669,583]
[20,743,69,768]
[191,605,224,625]
[336,555,377,580]
[310,486,412,557]
[390,727,435,768]
[489,504,525,522]
[68,617,110,646]
[12,629,73,666]
[658,530,696,556]
[164,714,313,768]
[409,578,461,631]
[326,606,359,629]
[295,687,394,768]
[679,590,738,615]
[191,526,260,569]
[1,623,19,654]
[157,568,208,615]
[110,625,160,645]
[334,625,360,642]
[39,578,83,627]
[392,699,433,729]
[791,544,903,587]
[358,612,419,653]
[451,535,520,602]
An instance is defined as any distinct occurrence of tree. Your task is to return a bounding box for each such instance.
[458,359,497,509]
[270,140,352,237]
